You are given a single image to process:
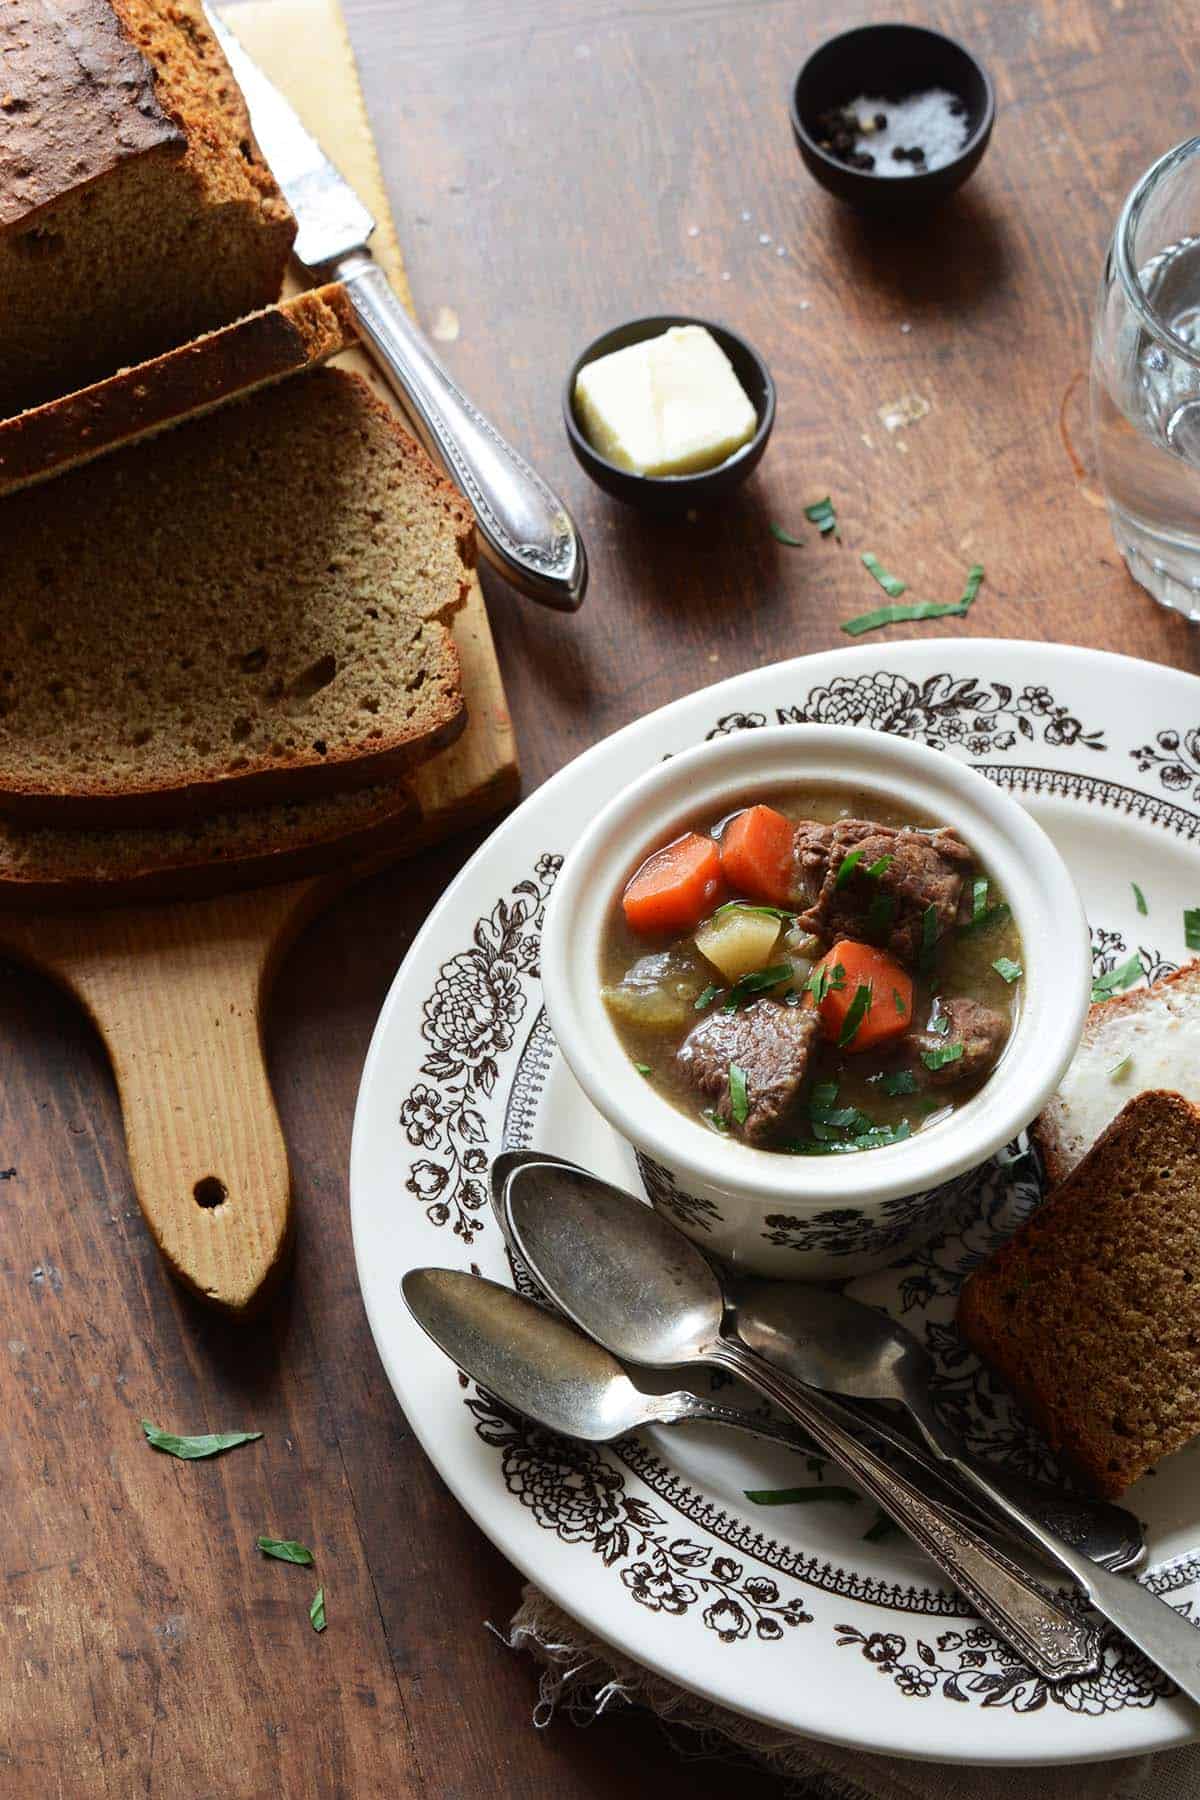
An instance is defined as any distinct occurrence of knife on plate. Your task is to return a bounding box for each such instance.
[204,5,586,612]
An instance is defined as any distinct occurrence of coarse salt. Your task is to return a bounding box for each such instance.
[845,89,970,177]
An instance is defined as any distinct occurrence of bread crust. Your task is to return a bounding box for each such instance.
[959,1088,1200,1497]
[0,286,358,499]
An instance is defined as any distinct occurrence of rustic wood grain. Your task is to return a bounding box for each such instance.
[2,0,1198,1792]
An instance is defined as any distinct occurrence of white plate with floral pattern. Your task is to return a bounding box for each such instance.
[351,640,1200,1766]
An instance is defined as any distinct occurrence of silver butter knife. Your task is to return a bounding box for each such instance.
[204,5,586,612]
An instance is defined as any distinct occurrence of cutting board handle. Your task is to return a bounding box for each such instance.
[4,896,294,1311]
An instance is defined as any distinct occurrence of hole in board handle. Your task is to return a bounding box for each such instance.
[193,1176,228,1210]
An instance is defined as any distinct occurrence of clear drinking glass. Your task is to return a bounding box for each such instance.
[1092,137,1200,619]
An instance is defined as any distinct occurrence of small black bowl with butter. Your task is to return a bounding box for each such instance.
[563,315,775,511]
[791,24,994,214]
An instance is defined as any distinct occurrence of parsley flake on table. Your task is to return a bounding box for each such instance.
[141,1422,262,1461]
[769,521,804,547]
[861,551,907,597]
[804,495,839,537]
[841,561,985,637]
[310,1587,327,1633]
[257,1537,315,1566]
[1132,882,1148,916]
[1186,909,1200,951]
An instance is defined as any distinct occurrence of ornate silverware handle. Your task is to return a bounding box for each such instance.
[706,1342,1101,1683]
[334,254,586,611]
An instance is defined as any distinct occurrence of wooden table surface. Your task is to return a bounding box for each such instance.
[5,1,1200,1794]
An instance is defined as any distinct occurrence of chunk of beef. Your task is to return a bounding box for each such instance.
[907,996,1008,1087]
[675,999,820,1144]
[794,818,973,964]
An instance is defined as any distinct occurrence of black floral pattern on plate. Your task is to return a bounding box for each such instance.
[1131,725,1200,801]
[401,854,560,1241]
[706,672,1105,756]
[468,1388,813,1644]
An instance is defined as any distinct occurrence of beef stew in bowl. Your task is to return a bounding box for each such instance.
[602,787,1021,1154]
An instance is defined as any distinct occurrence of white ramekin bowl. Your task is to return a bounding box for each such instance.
[540,724,1090,1279]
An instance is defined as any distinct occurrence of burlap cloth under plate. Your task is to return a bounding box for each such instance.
[501,1584,1200,1799]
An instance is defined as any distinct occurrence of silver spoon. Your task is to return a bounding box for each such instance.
[401,1265,1046,1536]
[491,1150,1143,1573]
[501,1158,1101,1682]
[504,1156,1200,1710]
[728,1278,1146,1574]
[403,1265,819,1449]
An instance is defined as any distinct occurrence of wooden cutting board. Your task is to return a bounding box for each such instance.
[0,0,518,1313]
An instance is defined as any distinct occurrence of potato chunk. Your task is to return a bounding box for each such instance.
[602,951,704,1031]
[694,907,781,984]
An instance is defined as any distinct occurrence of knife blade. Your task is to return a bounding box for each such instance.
[202,6,586,610]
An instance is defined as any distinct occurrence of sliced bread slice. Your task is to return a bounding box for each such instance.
[1033,960,1200,1186]
[0,285,357,499]
[0,366,471,824]
[0,782,418,909]
[958,1089,1200,1497]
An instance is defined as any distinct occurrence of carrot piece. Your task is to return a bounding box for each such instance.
[810,939,914,1050]
[622,832,724,934]
[720,805,796,906]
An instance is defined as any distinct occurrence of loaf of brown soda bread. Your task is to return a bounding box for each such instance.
[0,366,472,824]
[958,1089,1200,1497]
[0,0,295,414]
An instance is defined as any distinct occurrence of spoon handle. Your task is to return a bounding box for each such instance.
[705,1341,1101,1683]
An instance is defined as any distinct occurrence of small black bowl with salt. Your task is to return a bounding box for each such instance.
[791,23,994,213]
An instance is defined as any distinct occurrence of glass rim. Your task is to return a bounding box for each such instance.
[1115,135,1200,368]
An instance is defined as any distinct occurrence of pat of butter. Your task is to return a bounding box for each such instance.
[574,325,758,477]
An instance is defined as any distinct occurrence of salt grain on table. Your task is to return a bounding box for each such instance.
[843,89,969,176]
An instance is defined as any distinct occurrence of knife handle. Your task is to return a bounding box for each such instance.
[334,254,586,611]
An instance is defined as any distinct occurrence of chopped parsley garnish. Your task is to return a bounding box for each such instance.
[770,521,804,547]
[877,1068,918,1096]
[712,900,795,922]
[865,854,893,880]
[810,1080,839,1111]
[960,901,1012,935]
[310,1586,326,1633]
[991,956,1023,983]
[804,496,839,536]
[724,963,793,1009]
[745,1484,860,1506]
[865,891,895,939]
[1186,909,1200,951]
[257,1537,314,1566]
[958,563,985,607]
[841,561,985,637]
[919,904,938,972]
[1108,1052,1133,1080]
[928,1007,951,1036]
[694,983,722,1010]
[970,877,989,922]
[861,551,907,597]
[807,961,846,1005]
[784,1121,912,1155]
[892,986,908,1016]
[703,1108,729,1135]
[921,1042,964,1072]
[837,983,873,1048]
[1092,951,1144,1003]
[834,846,867,889]
[728,1063,749,1126]
[141,1422,262,1461]
[1133,883,1148,916]
[634,1063,653,1077]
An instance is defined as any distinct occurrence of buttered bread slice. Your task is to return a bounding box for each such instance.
[0,367,471,823]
